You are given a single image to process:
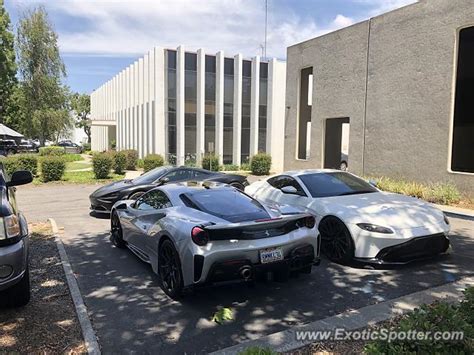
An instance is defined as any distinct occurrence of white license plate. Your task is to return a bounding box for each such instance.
[260,247,284,264]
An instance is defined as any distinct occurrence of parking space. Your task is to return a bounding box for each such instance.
[17,185,474,354]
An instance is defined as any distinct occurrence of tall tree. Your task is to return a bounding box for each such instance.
[0,0,17,125]
[16,6,71,144]
[71,93,91,143]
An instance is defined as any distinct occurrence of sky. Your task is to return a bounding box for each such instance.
[4,0,417,94]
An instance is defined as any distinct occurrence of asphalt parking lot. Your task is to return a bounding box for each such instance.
[17,184,474,354]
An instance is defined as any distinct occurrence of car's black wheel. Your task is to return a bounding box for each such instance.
[0,265,31,308]
[319,216,354,264]
[340,161,348,171]
[158,239,184,299]
[110,211,126,248]
[230,182,245,191]
[128,191,144,200]
[7,149,15,156]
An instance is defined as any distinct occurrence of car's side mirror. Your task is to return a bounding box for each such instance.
[158,177,170,185]
[115,203,128,210]
[281,185,304,196]
[368,180,378,188]
[7,170,33,187]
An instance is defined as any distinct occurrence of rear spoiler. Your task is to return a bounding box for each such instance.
[204,213,314,240]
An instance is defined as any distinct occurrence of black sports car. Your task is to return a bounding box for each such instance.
[89,166,249,214]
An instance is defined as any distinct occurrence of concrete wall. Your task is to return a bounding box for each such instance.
[285,0,474,195]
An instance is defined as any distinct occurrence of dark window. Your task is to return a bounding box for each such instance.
[298,67,313,160]
[268,176,305,195]
[185,53,197,157]
[164,168,194,182]
[181,188,270,223]
[185,52,197,71]
[298,172,377,198]
[224,58,234,75]
[260,62,268,79]
[132,167,169,185]
[136,190,172,210]
[205,55,216,73]
[167,50,177,69]
[242,60,252,77]
[452,27,474,173]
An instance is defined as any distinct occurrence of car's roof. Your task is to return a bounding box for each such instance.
[277,169,342,178]
[155,181,229,194]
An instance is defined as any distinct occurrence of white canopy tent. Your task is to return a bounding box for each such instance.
[0,124,24,139]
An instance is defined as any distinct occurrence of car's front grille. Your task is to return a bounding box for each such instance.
[376,234,449,262]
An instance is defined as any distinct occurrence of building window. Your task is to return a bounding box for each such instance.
[241,60,252,163]
[205,55,216,154]
[298,67,313,160]
[223,58,234,164]
[166,50,177,161]
[185,52,197,160]
[259,62,268,153]
[452,27,474,173]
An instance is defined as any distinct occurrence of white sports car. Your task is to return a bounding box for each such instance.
[246,170,450,265]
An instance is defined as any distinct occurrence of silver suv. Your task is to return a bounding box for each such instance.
[0,165,33,307]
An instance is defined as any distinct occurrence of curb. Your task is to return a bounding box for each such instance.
[211,276,474,354]
[48,218,101,355]
[435,204,474,220]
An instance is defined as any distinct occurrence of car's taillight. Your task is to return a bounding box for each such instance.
[191,226,209,246]
[304,216,316,229]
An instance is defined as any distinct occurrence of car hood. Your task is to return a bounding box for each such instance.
[313,192,445,229]
[91,179,134,197]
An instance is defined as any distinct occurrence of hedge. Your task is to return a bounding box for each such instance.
[202,154,220,172]
[39,146,65,156]
[143,154,165,172]
[113,151,127,174]
[122,149,139,170]
[0,154,38,176]
[250,153,271,175]
[92,152,113,179]
[41,157,66,182]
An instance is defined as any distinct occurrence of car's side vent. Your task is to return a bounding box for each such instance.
[194,255,205,282]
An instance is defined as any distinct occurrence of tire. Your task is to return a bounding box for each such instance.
[319,216,355,264]
[158,239,184,299]
[128,191,145,200]
[0,266,31,308]
[110,211,126,248]
[340,161,348,171]
[7,149,15,156]
[299,265,312,274]
[229,182,245,191]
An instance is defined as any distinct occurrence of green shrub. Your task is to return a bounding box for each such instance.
[82,142,91,151]
[92,152,113,179]
[222,164,239,171]
[113,151,127,174]
[250,153,271,175]
[41,157,66,182]
[424,182,461,205]
[184,157,196,167]
[240,163,251,171]
[137,159,144,169]
[202,154,220,172]
[143,154,165,172]
[122,149,139,170]
[365,287,474,354]
[39,146,65,156]
[1,154,38,176]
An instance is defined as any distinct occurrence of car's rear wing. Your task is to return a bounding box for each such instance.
[204,213,315,240]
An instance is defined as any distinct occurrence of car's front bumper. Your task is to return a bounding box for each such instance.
[89,195,114,214]
[0,236,29,292]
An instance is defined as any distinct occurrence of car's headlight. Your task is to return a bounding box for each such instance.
[357,223,394,234]
[443,213,450,225]
[0,215,21,240]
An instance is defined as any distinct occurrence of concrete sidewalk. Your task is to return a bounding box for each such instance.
[436,204,474,219]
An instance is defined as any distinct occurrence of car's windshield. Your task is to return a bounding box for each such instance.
[181,188,270,223]
[132,166,169,185]
[299,172,377,198]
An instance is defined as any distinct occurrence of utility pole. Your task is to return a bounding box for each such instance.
[264,0,268,60]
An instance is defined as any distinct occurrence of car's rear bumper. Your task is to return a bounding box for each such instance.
[0,236,28,292]
[353,234,450,265]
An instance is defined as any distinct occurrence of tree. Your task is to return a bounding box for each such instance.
[0,0,17,125]
[16,6,72,145]
[71,93,91,143]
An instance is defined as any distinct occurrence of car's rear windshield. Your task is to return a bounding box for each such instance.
[132,167,169,185]
[299,172,377,198]
[181,188,270,223]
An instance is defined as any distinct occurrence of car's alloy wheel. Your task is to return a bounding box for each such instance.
[230,182,245,191]
[319,216,354,264]
[110,211,126,248]
[158,239,183,299]
[0,265,31,307]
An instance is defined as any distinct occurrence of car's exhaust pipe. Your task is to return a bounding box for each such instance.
[240,266,252,280]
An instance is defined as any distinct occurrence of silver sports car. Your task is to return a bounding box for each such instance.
[110,182,320,298]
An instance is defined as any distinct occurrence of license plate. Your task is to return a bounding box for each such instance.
[260,247,284,264]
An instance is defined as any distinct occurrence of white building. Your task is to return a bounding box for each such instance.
[90,46,286,171]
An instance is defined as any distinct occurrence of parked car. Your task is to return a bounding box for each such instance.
[0,140,19,156]
[0,165,33,307]
[246,170,450,265]
[110,182,320,298]
[57,140,82,154]
[18,139,39,153]
[89,166,249,214]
